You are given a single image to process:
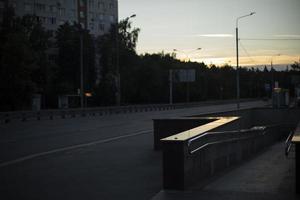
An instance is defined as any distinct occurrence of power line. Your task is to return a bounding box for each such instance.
[241,38,300,41]
[239,40,257,64]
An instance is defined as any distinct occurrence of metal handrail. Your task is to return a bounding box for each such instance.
[187,128,266,155]
[189,134,261,155]
[285,131,294,156]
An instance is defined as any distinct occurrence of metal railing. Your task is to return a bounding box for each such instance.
[187,128,265,155]
[187,125,285,155]
[285,130,294,156]
[0,99,257,124]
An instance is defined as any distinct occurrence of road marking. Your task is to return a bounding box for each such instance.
[0,129,152,168]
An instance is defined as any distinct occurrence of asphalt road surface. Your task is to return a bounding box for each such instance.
[0,100,268,200]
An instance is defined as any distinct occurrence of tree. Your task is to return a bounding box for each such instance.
[96,17,140,105]
[55,22,95,96]
[0,10,53,110]
[291,62,300,71]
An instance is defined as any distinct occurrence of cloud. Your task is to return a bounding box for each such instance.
[274,34,300,38]
[195,34,234,38]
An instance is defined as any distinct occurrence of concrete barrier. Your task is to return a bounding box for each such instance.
[159,108,300,190]
[153,118,215,150]
[162,123,290,190]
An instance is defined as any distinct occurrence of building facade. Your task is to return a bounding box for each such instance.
[0,0,118,86]
[1,0,118,37]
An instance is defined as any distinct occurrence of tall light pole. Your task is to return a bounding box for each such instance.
[116,14,136,106]
[80,29,84,108]
[270,54,281,88]
[236,12,255,110]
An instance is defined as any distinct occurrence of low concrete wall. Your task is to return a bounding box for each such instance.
[153,118,214,150]
[162,125,290,190]
[159,108,300,190]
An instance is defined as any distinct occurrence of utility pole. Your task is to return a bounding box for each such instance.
[169,70,173,104]
[235,12,255,111]
[115,22,120,106]
[80,33,84,108]
[236,26,240,110]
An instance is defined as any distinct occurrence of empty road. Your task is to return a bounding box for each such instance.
[0,100,268,200]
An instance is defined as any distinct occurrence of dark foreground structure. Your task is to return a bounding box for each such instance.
[154,107,300,196]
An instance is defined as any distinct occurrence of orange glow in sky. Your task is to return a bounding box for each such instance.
[120,0,300,68]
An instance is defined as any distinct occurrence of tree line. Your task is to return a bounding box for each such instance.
[0,9,299,111]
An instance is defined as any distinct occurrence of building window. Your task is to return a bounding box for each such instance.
[24,3,32,11]
[35,3,46,12]
[109,15,114,22]
[89,22,94,30]
[98,23,104,31]
[50,5,57,13]
[70,9,76,18]
[98,1,104,9]
[47,17,56,25]
[80,11,85,18]
[59,8,66,16]
[109,3,113,9]
[80,0,86,6]
[89,0,94,9]
[98,13,104,21]
[89,12,94,20]
[52,17,56,25]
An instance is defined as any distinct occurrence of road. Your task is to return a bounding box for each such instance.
[0,100,267,200]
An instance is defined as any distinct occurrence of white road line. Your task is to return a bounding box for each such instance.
[0,129,152,168]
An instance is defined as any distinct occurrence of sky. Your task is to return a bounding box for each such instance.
[119,0,300,68]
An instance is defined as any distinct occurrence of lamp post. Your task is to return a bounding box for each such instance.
[236,12,255,110]
[270,54,281,88]
[116,14,136,106]
[80,33,84,108]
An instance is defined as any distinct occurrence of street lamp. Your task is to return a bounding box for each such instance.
[270,54,281,88]
[80,27,85,108]
[116,14,136,106]
[236,12,255,110]
[173,48,202,62]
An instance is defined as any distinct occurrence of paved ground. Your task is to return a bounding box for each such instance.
[0,101,270,199]
[152,142,298,200]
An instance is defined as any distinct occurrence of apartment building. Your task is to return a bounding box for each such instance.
[1,0,118,37]
[0,0,118,85]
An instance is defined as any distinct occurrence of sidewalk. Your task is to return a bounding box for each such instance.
[152,142,298,200]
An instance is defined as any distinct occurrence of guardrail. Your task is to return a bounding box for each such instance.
[0,98,257,124]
